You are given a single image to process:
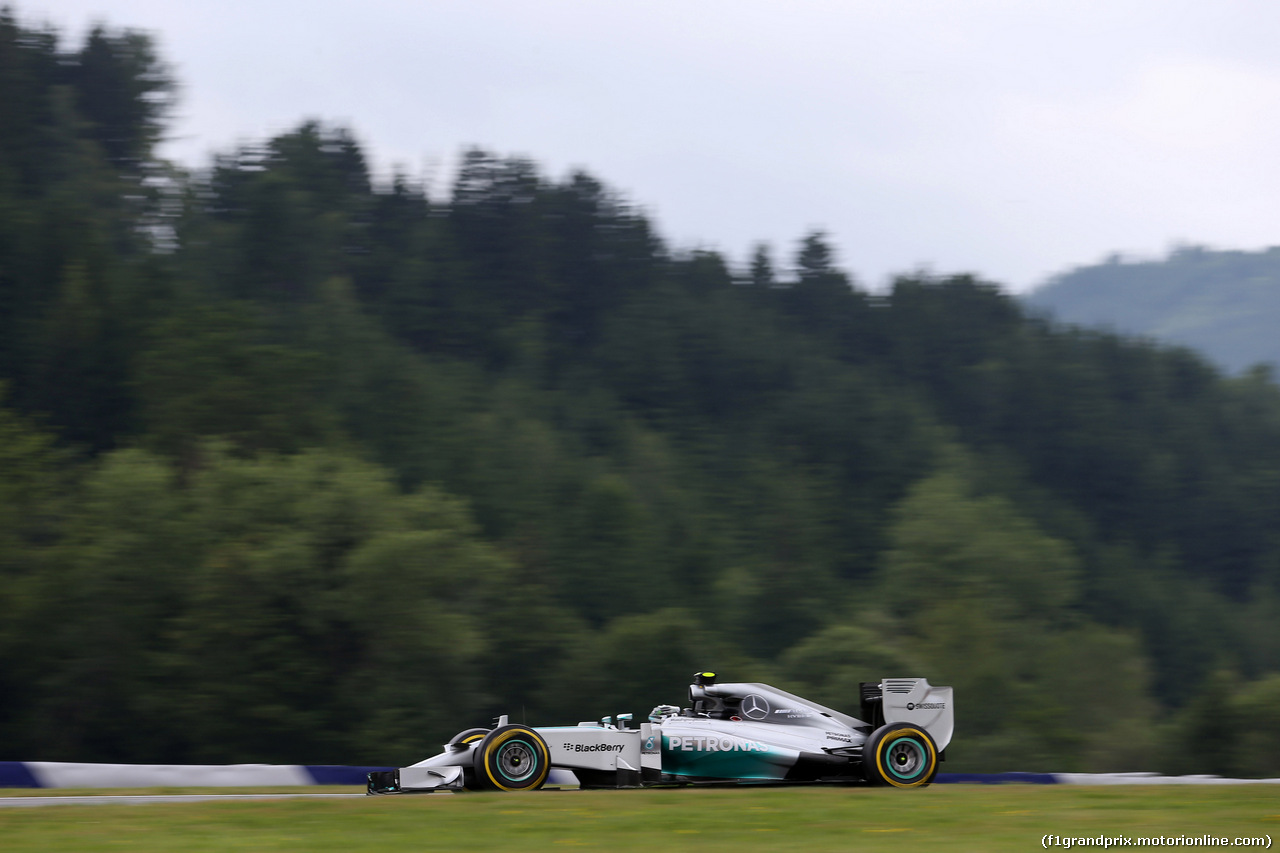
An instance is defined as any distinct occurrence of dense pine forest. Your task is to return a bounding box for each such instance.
[3,10,1280,775]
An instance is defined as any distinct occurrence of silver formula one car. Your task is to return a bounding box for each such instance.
[367,672,953,793]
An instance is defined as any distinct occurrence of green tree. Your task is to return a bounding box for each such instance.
[533,608,759,723]
[880,469,1080,624]
[795,231,838,283]
[0,12,175,447]
[747,242,775,288]
[1162,671,1280,777]
[0,390,66,749]
[777,618,923,710]
[22,449,192,760]
[877,465,1157,770]
[69,24,175,172]
[1230,674,1280,777]
[134,303,337,465]
[171,448,511,762]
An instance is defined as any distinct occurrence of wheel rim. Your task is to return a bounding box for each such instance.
[884,735,925,780]
[497,739,538,783]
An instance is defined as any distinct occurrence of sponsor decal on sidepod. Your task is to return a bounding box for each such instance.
[571,744,625,753]
[667,736,770,753]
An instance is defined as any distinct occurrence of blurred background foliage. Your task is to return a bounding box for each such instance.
[2,9,1280,774]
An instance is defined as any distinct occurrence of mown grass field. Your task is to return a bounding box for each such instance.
[1,784,1276,852]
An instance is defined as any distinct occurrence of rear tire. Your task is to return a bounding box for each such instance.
[471,725,551,791]
[862,723,938,788]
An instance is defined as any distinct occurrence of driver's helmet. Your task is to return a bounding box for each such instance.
[649,704,680,722]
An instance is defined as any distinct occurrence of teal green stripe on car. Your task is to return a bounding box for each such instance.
[660,734,798,780]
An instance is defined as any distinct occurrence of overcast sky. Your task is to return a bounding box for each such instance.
[30,0,1280,292]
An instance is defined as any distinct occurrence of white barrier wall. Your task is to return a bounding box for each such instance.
[0,762,385,788]
[1056,772,1280,785]
[26,763,315,788]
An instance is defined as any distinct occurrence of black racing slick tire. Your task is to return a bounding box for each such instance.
[471,725,551,791]
[862,723,938,788]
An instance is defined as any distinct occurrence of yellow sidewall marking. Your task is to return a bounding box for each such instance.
[483,729,551,791]
[874,726,936,788]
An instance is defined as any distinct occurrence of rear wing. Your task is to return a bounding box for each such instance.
[860,678,953,751]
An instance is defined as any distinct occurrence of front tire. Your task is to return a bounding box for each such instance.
[862,723,938,788]
[471,725,551,791]
[448,727,490,748]
[451,727,491,788]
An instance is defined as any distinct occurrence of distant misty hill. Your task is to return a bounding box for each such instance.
[1024,245,1280,374]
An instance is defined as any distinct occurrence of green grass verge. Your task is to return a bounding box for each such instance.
[1,785,1277,852]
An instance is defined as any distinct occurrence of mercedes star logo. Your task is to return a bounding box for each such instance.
[741,693,770,720]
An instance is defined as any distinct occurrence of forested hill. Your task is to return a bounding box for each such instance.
[3,10,1280,776]
[1025,245,1280,374]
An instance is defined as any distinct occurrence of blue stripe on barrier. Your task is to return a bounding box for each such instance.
[305,765,395,786]
[936,772,1059,784]
[0,762,42,788]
